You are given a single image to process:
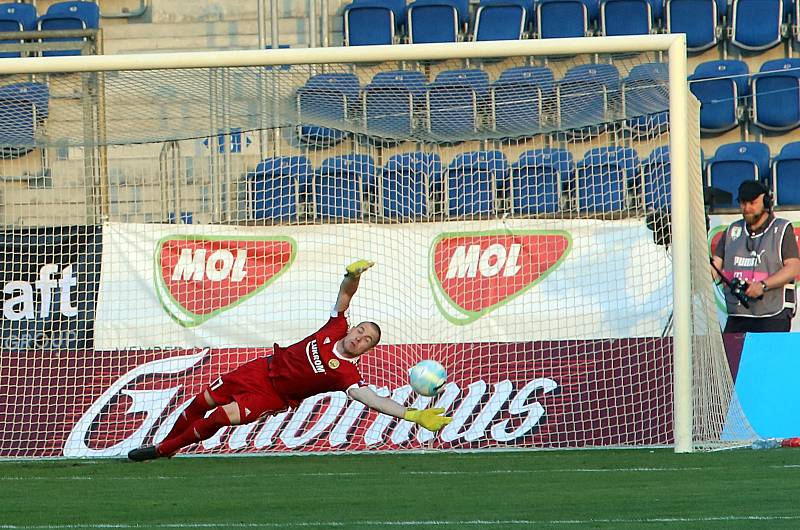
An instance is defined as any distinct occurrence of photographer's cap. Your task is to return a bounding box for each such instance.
[737,180,767,203]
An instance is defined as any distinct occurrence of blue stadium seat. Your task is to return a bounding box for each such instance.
[447,150,508,217]
[563,63,620,101]
[706,142,771,205]
[751,58,800,133]
[0,81,50,120]
[510,149,574,214]
[370,70,428,93]
[576,146,639,212]
[688,60,749,134]
[248,156,312,222]
[296,73,360,147]
[497,65,556,96]
[0,3,37,58]
[426,69,489,142]
[37,1,100,57]
[434,69,491,98]
[364,86,414,141]
[536,0,599,39]
[352,0,407,21]
[491,66,554,137]
[557,64,619,135]
[315,155,377,221]
[600,0,655,36]
[364,70,427,140]
[0,82,49,155]
[473,0,532,41]
[344,0,397,46]
[621,62,670,137]
[44,0,100,25]
[407,0,468,43]
[729,0,788,52]
[772,142,800,206]
[382,152,442,218]
[641,146,671,211]
[665,0,725,52]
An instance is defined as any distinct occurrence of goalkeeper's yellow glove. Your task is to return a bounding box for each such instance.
[345,259,375,278]
[404,408,452,432]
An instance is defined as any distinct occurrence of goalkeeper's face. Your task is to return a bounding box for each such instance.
[343,321,381,356]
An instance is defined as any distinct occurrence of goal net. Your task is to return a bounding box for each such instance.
[0,36,754,458]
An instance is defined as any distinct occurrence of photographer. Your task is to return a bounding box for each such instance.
[712,180,800,333]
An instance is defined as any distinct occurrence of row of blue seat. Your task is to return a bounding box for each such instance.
[297,64,668,144]
[343,0,794,53]
[0,1,100,58]
[690,58,800,134]
[247,146,672,222]
[296,56,800,145]
[706,141,800,207]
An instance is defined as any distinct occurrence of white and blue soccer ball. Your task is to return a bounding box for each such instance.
[409,360,447,397]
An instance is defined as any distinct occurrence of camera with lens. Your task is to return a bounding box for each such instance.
[729,277,754,308]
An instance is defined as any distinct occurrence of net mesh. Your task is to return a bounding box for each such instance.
[0,44,754,458]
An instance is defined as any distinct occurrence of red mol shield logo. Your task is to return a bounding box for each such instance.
[155,235,296,327]
[430,230,571,324]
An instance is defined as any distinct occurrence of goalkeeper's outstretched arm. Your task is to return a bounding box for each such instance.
[348,385,452,432]
[335,260,374,313]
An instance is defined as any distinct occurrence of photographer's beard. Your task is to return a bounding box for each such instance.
[742,197,769,230]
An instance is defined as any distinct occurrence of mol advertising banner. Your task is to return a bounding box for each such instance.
[54,340,672,458]
[95,220,671,348]
[0,226,101,351]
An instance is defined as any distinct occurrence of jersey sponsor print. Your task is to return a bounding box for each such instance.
[155,235,296,327]
[429,230,571,324]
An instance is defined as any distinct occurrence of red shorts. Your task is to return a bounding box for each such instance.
[206,357,287,423]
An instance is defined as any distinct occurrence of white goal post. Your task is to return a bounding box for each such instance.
[0,35,752,457]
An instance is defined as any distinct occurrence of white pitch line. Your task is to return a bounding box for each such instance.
[0,467,714,481]
[2,464,794,484]
[3,516,800,529]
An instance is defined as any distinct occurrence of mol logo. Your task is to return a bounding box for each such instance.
[430,230,571,324]
[155,235,296,327]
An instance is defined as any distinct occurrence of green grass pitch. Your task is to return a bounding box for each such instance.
[1,449,798,529]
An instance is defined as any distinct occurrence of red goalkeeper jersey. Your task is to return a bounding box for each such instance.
[269,311,364,407]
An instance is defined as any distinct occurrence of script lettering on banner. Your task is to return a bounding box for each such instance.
[61,339,673,457]
[63,348,559,456]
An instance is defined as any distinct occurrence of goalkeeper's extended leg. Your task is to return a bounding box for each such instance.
[157,404,237,456]
[161,392,215,444]
[128,402,238,461]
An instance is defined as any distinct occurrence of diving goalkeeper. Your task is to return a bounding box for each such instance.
[128,260,451,461]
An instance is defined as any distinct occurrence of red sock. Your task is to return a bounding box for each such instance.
[781,437,800,448]
[157,407,232,456]
[163,395,213,443]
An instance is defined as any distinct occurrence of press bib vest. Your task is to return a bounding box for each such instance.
[722,217,796,318]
